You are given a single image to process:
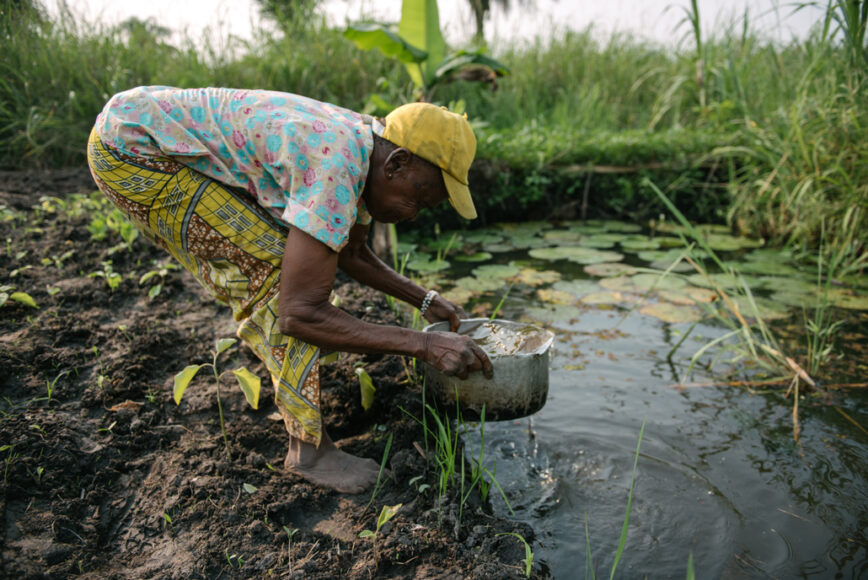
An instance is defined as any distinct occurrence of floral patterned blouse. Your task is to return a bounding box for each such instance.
[95,86,373,252]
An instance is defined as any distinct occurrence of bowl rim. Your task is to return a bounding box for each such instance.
[421,318,554,358]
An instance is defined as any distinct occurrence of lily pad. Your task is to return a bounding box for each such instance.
[395,242,417,254]
[639,302,704,323]
[543,230,583,243]
[472,264,521,280]
[464,231,503,245]
[703,234,764,252]
[769,291,816,309]
[686,272,760,290]
[600,273,686,293]
[602,220,643,233]
[578,237,616,249]
[581,291,627,305]
[521,305,583,324]
[599,276,639,293]
[506,235,549,249]
[454,252,492,263]
[756,276,817,294]
[726,260,800,276]
[441,287,475,305]
[407,258,450,273]
[587,233,628,244]
[620,238,661,251]
[648,260,694,273]
[566,249,624,265]
[515,268,562,286]
[483,243,517,253]
[536,288,576,305]
[726,296,791,321]
[658,287,719,305]
[744,248,794,262]
[583,262,638,277]
[552,279,600,296]
[454,276,503,293]
[529,246,622,264]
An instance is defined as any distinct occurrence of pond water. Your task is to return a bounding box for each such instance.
[399,220,868,578]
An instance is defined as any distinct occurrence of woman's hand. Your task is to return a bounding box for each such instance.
[423,294,467,332]
[423,331,493,380]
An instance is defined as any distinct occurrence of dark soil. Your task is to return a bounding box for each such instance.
[0,169,540,579]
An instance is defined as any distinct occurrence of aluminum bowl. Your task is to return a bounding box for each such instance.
[420,318,554,421]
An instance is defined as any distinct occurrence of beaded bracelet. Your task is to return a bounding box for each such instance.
[419,290,438,317]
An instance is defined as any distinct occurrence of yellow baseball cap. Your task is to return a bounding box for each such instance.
[382,103,478,220]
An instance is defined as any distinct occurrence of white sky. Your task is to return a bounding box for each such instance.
[56,0,825,49]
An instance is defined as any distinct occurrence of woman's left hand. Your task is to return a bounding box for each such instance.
[423,294,467,332]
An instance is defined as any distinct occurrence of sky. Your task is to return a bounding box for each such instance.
[56,0,825,49]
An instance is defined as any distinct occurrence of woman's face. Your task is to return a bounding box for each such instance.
[365,151,448,224]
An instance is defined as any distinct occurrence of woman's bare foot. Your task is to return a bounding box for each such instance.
[284,432,380,493]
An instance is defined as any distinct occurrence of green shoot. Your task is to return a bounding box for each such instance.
[366,433,393,509]
[359,503,402,539]
[172,338,261,460]
[0,285,38,309]
[283,526,299,574]
[88,261,123,291]
[497,532,534,578]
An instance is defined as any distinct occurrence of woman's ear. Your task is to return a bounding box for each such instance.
[383,147,412,179]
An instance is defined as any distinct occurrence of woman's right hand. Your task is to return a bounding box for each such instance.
[423,331,494,380]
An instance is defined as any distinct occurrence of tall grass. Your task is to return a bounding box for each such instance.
[1,0,865,262]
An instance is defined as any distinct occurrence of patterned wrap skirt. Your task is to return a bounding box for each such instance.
[86,128,335,445]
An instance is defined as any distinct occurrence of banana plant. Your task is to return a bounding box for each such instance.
[344,0,509,103]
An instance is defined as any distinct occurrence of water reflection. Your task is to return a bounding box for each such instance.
[460,311,868,578]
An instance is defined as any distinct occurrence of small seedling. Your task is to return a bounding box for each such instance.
[0,285,38,309]
[283,526,299,573]
[97,421,117,435]
[355,364,376,410]
[139,260,180,299]
[40,249,74,269]
[224,549,245,569]
[173,338,261,460]
[88,261,123,291]
[34,466,44,484]
[497,532,533,578]
[1,444,18,484]
[359,503,402,540]
[366,433,393,509]
[42,370,69,405]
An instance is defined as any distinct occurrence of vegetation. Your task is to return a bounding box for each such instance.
[1,1,864,264]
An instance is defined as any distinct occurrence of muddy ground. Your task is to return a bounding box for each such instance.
[0,169,540,579]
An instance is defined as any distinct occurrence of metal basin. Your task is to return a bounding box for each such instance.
[420,318,554,421]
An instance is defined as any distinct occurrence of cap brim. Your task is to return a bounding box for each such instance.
[442,170,477,220]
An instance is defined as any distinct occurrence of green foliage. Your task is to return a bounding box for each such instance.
[359,503,402,539]
[344,0,508,103]
[0,285,37,308]
[172,338,261,459]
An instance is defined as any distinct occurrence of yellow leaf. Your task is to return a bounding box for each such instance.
[10,292,38,308]
[356,367,375,411]
[173,364,202,405]
[232,367,261,410]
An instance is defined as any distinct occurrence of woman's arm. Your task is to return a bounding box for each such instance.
[337,223,466,331]
[278,227,491,379]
